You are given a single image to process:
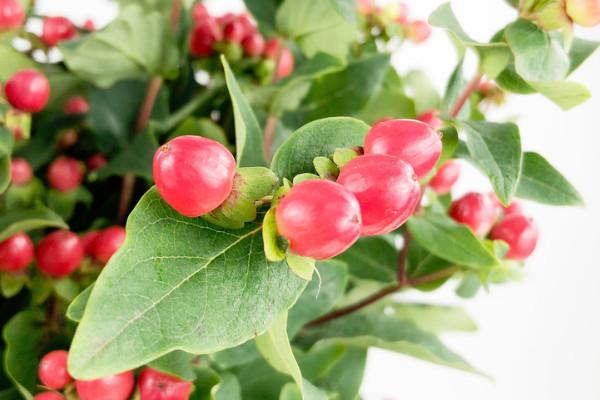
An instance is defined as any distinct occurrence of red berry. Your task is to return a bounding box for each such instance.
[276,179,362,260]
[82,19,96,31]
[47,157,84,192]
[75,371,135,400]
[491,214,538,261]
[153,136,236,218]
[64,96,89,114]
[38,350,71,390]
[191,3,209,24]
[242,32,265,56]
[10,157,33,185]
[264,39,294,79]
[503,201,523,216]
[0,233,34,272]
[85,153,107,171]
[449,192,496,236]
[406,20,431,43]
[363,119,442,179]
[36,230,84,277]
[236,14,255,35]
[397,2,409,24]
[41,16,78,46]
[81,230,100,256]
[337,154,420,236]
[33,393,65,400]
[0,0,24,31]
[216,13,236,27]
[5,69,50,112]
[223,19,245,43]
[189,19,222,57]
[416,109,443,130]
[93,226,126,264]
[429,160,460,195]
[138,367,192,400]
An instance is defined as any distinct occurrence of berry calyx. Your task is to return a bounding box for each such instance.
[363,119,442,179]
[81,230,100,256]
[491,214,538,261]
[264,39,294,79]
[38,350,71,390]
[337,154,420,236]
[242,32,265,56]
[36,230,84,277]
[190,19,222,57]
[64,96,90,114]
[75,371,135,400]
[41,16,78,46]
[5,69,50,112]
[86,153,107,171]
[566,0,600,26]
[92,226,126,264]
[47,157,84,192]
[153,136,236,218]
[138,367,192,400]
[0,233,34,272]
[405,20,432,43]
[449,192,496,236]
[276,179,362,260]
[429,160,461,195]
[416,109,443,130]
[0,0,24,31]
[10,157,33,185]
[33,393,65,400]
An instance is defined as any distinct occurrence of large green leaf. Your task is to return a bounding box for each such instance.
[244,0,279,31]
[404,70,441,115]
[515,152,584,206]
[460,120,522,206]
[0,44,38,81]
[335,237,397,283]
[68,187,307,379]
[0,206,68,242]
[222,57,268,168]
[406,212,498,268]
[60,5,179,87]
[271,117,369,181]
[0,127,14,195]
[387,303,476,333]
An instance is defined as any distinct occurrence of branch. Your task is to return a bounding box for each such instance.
[449,73,483,118]
[397,230,410,284]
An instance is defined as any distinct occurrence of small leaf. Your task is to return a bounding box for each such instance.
[0,44,38,81]
[52,277,80,302]
[526,80,591,110]
[212,372,242,400]
[0,206,68,242]
[404,70,441,114]
[292,174,320,184]
[437,126,459,166]
[456,271,482,298]
[335,237,397,283]
[313,157,339,180]
[148,350,196,381]
[0,273,26,298]
[67,283,94,323]
[234,167,279,201]
[263,208,287,262]
[332,147,362,169]
[286,251,315,281]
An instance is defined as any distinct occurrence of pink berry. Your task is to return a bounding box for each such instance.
[36,230,84,277]
[223,19,245,43]
[81,230,100,256]
[0,233,34,272]
[363,119,442,180]
[429,160,460,195]
[216,13,236,27]
[264,39,294,79]
[82,19,96,31]
[416,109,443,130]
[33,393,65,400]
[503,201,523,216]
[406,20,431,43]
[10,157,33,185]
[449,192,496,236]
[491,214,538,261]
[41,16,78,46]
[153,136,236,218]
[76,371,135,400]
[38,350,71,390]
[276,179,362,260]
[337,154,420,236]
[64,96,89,114]
[5,69,50,112]
[0,0,24,31]
[397,2,409,24]
[92,226,126,264]
[47,157,84,192]
[242,31,265,56]
[191,3,209,24]
[566,0,600,26]
[138,367,192,400]
[189,19,222,57]
[86,153,107,171]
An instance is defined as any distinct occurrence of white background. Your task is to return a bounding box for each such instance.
[34,0,600,399]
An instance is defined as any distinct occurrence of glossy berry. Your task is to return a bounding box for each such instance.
[38,350,71,389]
[153,136,236,218]
[416,109,443,130]
[503,201,523,216]
[41,16,77,46]
[10,157,33,185]
[5,69,50,112]
[337,154,420,236]
[405,20,431,43]
[82,19,96,30]
[491,214,539,261]
[64,96,89,114]
[449,192,496,236]
[0,233,34,272]
[264,39,294,79]
[223,19,245,43]
[86,153,107,171]
[363,119,442,179]
[190,20,222,57]
[429,160,460,195]
[81,230,100,256]
[138,367,192,400]
[566,0,600,26]
[47,157,84,192]
[36,230,84,277]
[57,129,78,149]
[75,371,135,400]
[93,226,126,264]
[242,31,265,56]
[0,0,24,31]
[33,393,65,400]
[191,3,209,24]
[276,179,362,260]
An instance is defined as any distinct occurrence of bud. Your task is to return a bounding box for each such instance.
[333,146,364,168]
[313,157,339,180]
[566,0,600,27]
[538,1,571,30]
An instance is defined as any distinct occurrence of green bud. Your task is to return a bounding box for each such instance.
[333,146,364,168]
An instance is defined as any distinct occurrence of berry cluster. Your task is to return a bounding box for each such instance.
[34,350,190,400]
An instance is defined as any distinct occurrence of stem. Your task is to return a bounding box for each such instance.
[406,266,459,286]
[263,39,285,160]
[449,73,483,118]
[169,0,183,30]
[397,231,410,284]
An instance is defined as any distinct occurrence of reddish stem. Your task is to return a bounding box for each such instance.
[449,73,483,118]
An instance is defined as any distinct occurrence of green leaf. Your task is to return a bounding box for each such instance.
[0,206,68,242]
[442,60,469,118]
[0,127,14,195]
[52,277,79,302]
[460,120,522,206]
[210,340,261,370]
[526,80,591,110]
[335,237,397,282]
[66,283,94,322]
[0,273,26,298]
[59,5,179,87]
[456,271,482,298]
[406,212,498,268]
[244,0,278,31]
[213,372,242,400]
[271,117,369,181]
[505,19,569,82]
[438,126,459,166]
[563,35,600,76]
[222,57,268,168]
[406,241,453,292]
[386,303,476,333]
[404,70,441,115]
[286,252,315,281]
[0,44,38,81]
[2,310,45,399]
[515,152,584,206]
[148,350,196,381]
[46,186,93,221]
[166,117,231,150]
[68,187,307,379]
